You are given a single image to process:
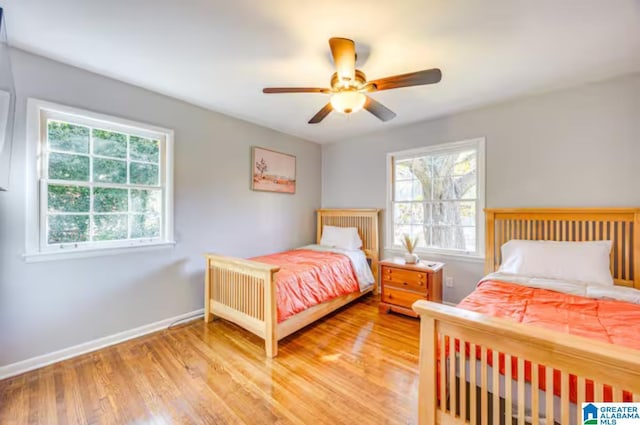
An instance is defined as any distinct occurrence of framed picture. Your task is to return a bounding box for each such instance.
[251,146,296,194]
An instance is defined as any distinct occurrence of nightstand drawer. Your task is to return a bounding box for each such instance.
[382,278,428,293]
[381,287,425,310]
[382,266,427,290]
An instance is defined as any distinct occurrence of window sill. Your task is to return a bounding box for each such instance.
[23,241,176,263]
[384,247,485,264]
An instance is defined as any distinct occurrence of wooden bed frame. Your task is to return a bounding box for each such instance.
[204,208,380,358]
[413,208,640,425]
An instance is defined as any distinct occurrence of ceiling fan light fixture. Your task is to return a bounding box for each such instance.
[330,91,366,115]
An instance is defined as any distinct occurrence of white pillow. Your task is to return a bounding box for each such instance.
[320,226,362,250]
[499,240,613,286]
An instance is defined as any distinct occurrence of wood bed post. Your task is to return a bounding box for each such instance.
[264,268,278,358]
[635,211,640,290]
[484,210,495,275]
[204,258,214,323]
[417,313,438,425]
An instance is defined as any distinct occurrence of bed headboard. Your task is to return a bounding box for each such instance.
[485,208,640,289]
[317,209,381,285]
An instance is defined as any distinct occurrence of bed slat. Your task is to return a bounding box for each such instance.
[480,346,488,425]
[545,367,553,425]
[469,343,477,425]
[531,362,539,425]
[492,350,499,425]
[440,334,447,414]
[577,376,586,425]
[460,339,467,422]
[595,381,603,401]
[504,354,512,423]
[561,372,570,425]
[517,357,525,425]
[449,336,457,419]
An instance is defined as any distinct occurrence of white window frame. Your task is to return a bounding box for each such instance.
[386,137,486,259]
[24,98,175,262]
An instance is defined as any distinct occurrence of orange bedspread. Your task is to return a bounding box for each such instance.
[251,249,360,323]
[457,280,640,402]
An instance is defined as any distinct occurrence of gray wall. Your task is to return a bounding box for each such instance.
[322,73,640,303]
[0,49,321,366]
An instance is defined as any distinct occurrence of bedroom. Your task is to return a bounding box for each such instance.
[1,1,640,424]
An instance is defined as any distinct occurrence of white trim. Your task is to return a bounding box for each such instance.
[23,240,176,263]
[385,248,485,264]
[25,98,175,260]
[385,137,486,257]
[0,308,204,380]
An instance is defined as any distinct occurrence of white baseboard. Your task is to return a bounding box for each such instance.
[0,308,204,381]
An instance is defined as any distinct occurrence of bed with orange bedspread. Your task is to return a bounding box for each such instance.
[204,208,380,358]
[251,249,361,322]
[457,278,640,405]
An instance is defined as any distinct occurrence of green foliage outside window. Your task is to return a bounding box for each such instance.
[45,120,163,245]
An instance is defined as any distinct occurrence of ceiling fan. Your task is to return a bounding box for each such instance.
[262,37,442,124]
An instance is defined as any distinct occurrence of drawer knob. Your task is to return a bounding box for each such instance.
[402,282,408,286]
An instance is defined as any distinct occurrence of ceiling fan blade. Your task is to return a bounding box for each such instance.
[308,103,333,124]
[329,37,356,83]
[364,96,396,122]
[263,87,330,94]
[368,68,442,91]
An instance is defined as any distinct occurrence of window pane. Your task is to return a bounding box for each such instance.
[131,214,160,238]
[94,188,128,212]
[48,215,89,244]
[131,189,161,214]
[432,177,456,200]
[394,203,412,225]
[411,203,424,224]
[430,226,471,251]
[93,214,128,241]
[48,121,89,154]
[412,180,425,201]
[456,175,477,199]
[393,224,411,246]
[93,158,127,183]
[432,176,476,200]
[463,227,476,252]
[130,162,159,185]
[432,201,476,226]
[411,225,427,248]
[49,152,90,181]
[395,159,413,180]
[130,136,159,163]
[394,180,413,202]
[48,185,89,213]
[454,151,476,175]
[93,129,127,159]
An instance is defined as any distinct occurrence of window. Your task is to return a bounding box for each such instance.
[25,99,174,260]
[387,138,485,257]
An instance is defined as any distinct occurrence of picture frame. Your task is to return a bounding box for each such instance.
[251,146,296,194]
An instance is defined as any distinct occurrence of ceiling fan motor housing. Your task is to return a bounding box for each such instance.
[331,69,367,91]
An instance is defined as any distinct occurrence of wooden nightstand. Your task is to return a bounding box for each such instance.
[379,257,444,317]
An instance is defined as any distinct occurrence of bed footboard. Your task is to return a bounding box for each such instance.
[413,301,640,425]
[204,254,280,357]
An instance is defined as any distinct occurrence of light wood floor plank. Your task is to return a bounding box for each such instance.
[0,296,420,424]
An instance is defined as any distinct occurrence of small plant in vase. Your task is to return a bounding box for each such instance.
[401,234,420,264]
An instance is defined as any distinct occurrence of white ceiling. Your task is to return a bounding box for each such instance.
[5,0,640,144]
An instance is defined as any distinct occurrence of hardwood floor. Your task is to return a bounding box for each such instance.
[0,295,421,425]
